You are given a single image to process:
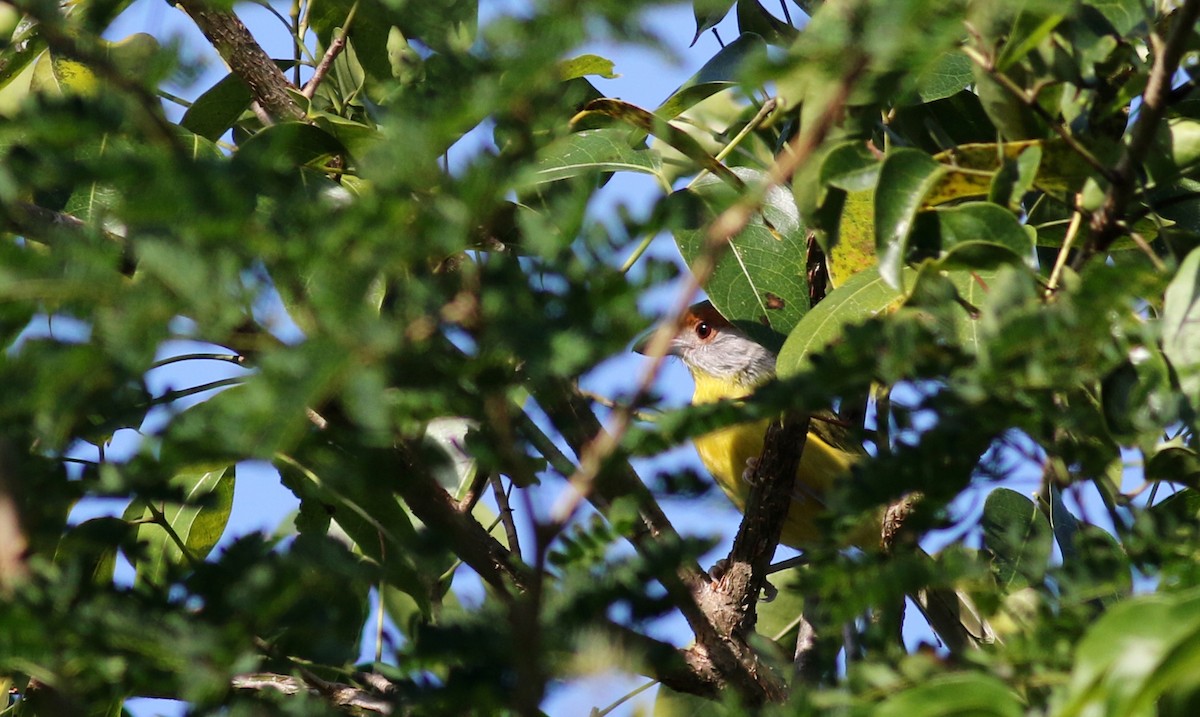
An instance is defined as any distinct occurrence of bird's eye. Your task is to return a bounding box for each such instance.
[695,322,712,340]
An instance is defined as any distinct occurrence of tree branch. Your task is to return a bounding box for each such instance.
[705,415,810,644]
[175,0,304,123]
[393,444,534,596]
[1076,0,1200,265]
[302,1,357,101]
[537,379,782,704]
[232,673,395,714]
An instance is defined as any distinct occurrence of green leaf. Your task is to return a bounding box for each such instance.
[54,517,134,585]
[309,0,394,79]
[673,168,808,342]
[312,112,382,159]
[522,127,665,186]
[735,0,797,47]
[820,141,880,192]
[1163,246,1200,413]
[1090,0,1147,36]
[914,50,974,103]
[1041,481,1079,562]
[930,202,1034,269]
[655,33,768,121]
[129,465,235,586]
[234,122,346,169]
[777,267,904,377]
[558,54,618,80]
[31,50,98,95]
[180,72,254,141]
[655,685,732,716]
[995,8,1066,72]
[181,62,296,141]
[981,487,1052,589]
[875,148,946,288]
[572,99,743,187]
[1060,589,1200,717]
[691,0,736,45]
[1145,445,1200,489]
[876,672,1023,717]
[1101,345,1180,444]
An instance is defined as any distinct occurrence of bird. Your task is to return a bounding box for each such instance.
[636,300,859,549]
[637,299,993,651]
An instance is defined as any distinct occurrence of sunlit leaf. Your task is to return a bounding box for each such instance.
[876,672,1023,717]
[875,149,945,287]
[128,465,235,586]
[523,127,665,186]
[1163,246,1200,414]
[674,168,808,342]
[559,54,618,80]
[572,99,743,187]
[777,267,904,377]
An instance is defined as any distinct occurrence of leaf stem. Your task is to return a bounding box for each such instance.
[959,43,1112,180]
[1045,193,1083,295]
[144,501,200,567]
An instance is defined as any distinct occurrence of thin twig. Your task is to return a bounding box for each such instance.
[685,98,778,190]
[1045,194,1084,295]
[149,352,245,370]
[301,0,357,100]
[960,43,1113,180]
[1075,0,1200,265]
[491,474,522,557]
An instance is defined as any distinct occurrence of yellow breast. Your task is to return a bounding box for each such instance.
[689,371,856,549]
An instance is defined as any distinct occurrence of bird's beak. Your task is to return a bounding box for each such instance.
[632,326,677,356]
[631,327,654,355]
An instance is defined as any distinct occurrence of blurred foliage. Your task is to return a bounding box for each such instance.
[3,0,1200,714]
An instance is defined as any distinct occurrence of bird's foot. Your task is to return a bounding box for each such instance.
[741,456,760,485]
[707,559,778,601]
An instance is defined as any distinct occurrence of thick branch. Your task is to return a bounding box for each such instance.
[232,673,394,714]
[706,415,809,644]
[175,0,304,122]
[537,379,780,703]
[1078,0,1200,263]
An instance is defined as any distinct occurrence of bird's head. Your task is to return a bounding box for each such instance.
[635,301,776,394]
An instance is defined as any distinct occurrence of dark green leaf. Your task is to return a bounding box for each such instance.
[735,0,797,46]
[656,33,768,121]
[930,202,1034,269]
[981,487,1052,588]
[691,0,736,45]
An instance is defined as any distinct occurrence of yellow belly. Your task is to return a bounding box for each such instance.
[690,373,856,549]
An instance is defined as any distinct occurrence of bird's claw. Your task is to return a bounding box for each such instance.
[741,456,760,486]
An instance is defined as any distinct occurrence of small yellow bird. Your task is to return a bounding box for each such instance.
[640,300,994,650]
[640,300,857,549]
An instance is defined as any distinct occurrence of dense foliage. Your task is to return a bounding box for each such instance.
[4,0,1200,714]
